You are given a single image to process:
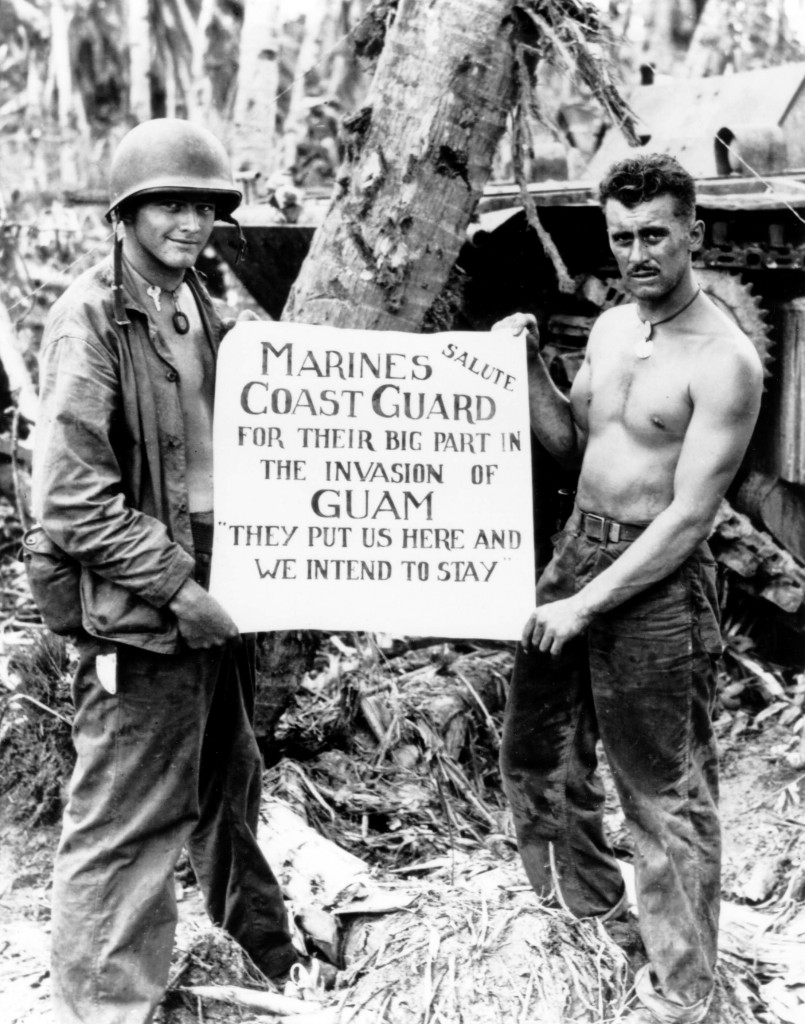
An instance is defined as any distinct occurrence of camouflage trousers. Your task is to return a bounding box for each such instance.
[500,507,723,1023]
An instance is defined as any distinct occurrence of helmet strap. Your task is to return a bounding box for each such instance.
[221,213,246,266]
[112,216,132,327]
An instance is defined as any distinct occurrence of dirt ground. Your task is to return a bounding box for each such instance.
[2,711,803,1023]
[718,720,805,902]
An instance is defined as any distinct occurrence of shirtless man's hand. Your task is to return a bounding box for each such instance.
[521,596,592,656]
[493,311,582,467]
[492,313,540,361]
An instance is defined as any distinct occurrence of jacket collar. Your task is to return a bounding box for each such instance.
[98,250,221,353]
[98,251,209,320]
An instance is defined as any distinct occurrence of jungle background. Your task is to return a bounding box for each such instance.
[2,1,805,1022]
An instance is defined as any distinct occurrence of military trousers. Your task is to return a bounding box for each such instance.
[500,508,723,1023]
[51,522,294,1024]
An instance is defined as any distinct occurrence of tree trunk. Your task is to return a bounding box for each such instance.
[282,0,517,331]
[231,0,282,189]
[48,0,84,186]
[639,0,680,74]
[49,0,74,130]
[189,0,217,121]
[127,0,152,121]
[684,0,736,76]
[163,44,178,118]
[285,0,336,120]
[324,0,370,111]
[683,0,797,76]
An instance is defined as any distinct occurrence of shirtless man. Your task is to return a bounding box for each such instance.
[495,153,762,1024]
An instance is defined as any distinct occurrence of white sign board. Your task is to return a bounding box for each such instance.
[209,322,535,640]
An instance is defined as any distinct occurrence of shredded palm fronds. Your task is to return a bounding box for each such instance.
[514,0,639,147]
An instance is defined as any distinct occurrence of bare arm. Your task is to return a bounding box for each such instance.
[525,338,763,653]
[492,313,584,467]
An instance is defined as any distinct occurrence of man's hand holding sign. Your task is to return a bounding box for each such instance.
[492,311,594,656]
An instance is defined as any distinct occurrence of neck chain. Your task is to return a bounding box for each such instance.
[122,254,190,335]
[144,283,190,335]
[635,287,701,359]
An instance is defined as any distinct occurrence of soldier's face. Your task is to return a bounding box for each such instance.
[604,194,703,302]
[127,196,216,276]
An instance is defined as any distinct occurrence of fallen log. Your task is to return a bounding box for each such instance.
[255,798,805,1024]
[258,798,634,1022]
[259,796,418,967]
[179,984,336,1021]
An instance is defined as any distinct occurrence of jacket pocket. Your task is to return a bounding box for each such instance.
[21,525,83,636]
[80,573,180,653]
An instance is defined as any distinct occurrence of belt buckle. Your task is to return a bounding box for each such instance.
[583,513,607,542]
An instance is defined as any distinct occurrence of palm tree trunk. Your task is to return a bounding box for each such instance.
[189,0,217,123]
[127,0,152,120]
[231,0,282,185]
[49,0,85,185]
[282,0,517,332]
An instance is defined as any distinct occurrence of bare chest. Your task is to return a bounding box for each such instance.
[148,289,213,397]
[164,331,214,401]
[581,347,693,442]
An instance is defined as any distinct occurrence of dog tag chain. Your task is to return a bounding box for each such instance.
[635,287,701,359]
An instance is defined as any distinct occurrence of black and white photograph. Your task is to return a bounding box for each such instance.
[1,1,804,1022]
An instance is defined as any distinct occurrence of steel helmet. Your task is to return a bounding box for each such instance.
[106,118,242,221]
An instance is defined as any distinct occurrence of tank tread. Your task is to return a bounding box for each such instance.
[697,244,805,271]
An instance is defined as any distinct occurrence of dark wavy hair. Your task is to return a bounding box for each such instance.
[598,153,696,221]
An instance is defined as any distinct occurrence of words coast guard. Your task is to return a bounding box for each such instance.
[238,340,516,423]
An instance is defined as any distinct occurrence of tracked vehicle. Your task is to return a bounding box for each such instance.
[214,63,805,644]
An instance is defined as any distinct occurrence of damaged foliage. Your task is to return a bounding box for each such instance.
[513,0,638,146]
[266,634,513,869]
[508,0,639,293]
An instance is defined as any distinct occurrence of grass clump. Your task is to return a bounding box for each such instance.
[0,632,74,825]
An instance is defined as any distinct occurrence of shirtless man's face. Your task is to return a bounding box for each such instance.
[604,194,703,306]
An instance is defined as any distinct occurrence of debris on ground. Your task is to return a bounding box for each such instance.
[160,926,336,1023]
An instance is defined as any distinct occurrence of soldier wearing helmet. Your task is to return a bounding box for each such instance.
[31,119,298,1024]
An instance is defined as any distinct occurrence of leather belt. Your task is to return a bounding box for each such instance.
[578,511,646,544]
